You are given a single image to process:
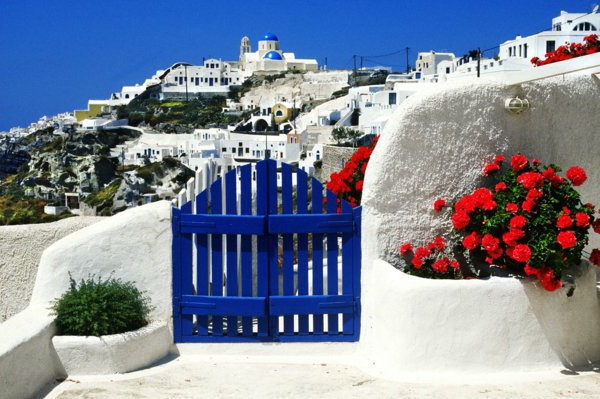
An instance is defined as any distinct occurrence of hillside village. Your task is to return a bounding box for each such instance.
[2,9,600,221]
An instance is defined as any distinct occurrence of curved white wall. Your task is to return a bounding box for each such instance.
[30,201,173,322]
[359,75,600,375]
[0,217,103,322]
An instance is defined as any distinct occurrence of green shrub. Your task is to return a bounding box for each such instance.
[52,275,152,336]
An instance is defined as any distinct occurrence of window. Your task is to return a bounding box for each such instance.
[222,147,226,152]
[245,148,249,153]
[389,92,397,105]
[519,45,522,57]
[509,48,512,57]
[546,40,556,53]
[523,44,527,58]
[446,67,450,74]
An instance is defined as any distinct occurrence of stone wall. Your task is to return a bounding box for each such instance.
[320,145,356,182]
[0,216,103,322]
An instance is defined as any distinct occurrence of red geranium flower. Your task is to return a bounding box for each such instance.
[517,172,544,190]
[506,203,519,213]
[434,198,446,213]
[593,219,600,234]
[522,200,535,213]
[510,244,532,263]
[557,231,577,249]
[590,249,600,266]
[556,214,573,229]
[399,243,413,254]
[510,215,527,229]
[450,260,460,269]
[415,247,430,258]
[452,210,470,230]
[566,166,587,186]
[575,212,590,228]
[432,258,449,273]
[462,231,482,250]
[411,257,423,269]
[483,163,500,176]
[494,155,505,164]
[495,182,507,192]
[502,229,525,247]
[511,154,528,171]
[540,268,562,292]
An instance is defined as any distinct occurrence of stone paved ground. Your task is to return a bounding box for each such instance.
[41,356,600,399]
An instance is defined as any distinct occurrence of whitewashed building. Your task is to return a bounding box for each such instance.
[239,33,318,74]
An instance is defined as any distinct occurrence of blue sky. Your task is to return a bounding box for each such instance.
[0,0,595,131]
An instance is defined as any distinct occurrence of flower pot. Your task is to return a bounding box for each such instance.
[52,321,172,375]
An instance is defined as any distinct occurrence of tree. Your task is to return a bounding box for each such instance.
[331,127,362,146]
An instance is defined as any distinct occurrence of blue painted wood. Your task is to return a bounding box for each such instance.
[225,170,238,337]
[181,214,265,234]
[341,200,354,335]
[281,163,294,335]
[311,178,324,335]
[179,201,194,338]
[240,164,253,337]
[181,295,267,316]
[326,190,339,334]
[196,190,209,336]
[171,206,183,342]
[256,160,269,337]
[296,169,309,335]
[172,158,362,343]
[270,295,355,316]
[352,206,362,340]
[267,160,279,338]
[210,180,224,336]
[268,214,353,233]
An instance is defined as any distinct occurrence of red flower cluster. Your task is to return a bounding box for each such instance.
[399,236,459,276]
[531,34,600,66]
[450,153,600,291]
[327,136,379,208]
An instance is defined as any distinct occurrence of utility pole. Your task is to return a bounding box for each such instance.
[353,55,357,86]
[405,47,410,74]
[477,47,481,78]
[360,56,363,70]
[325,57,328,70]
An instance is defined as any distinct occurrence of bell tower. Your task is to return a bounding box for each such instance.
[240,36,251,67]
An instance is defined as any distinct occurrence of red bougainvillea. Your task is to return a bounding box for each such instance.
[531,34,600,66]
[327,136,379,208]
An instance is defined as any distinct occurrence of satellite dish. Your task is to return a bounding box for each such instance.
[593,4,599,13]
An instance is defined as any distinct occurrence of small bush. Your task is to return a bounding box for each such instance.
[52,275,152,336]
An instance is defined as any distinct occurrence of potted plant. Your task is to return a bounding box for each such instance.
[51,275,171,375]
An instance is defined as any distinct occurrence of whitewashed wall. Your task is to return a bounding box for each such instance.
[0,217,102,322]
[359,74,600,376]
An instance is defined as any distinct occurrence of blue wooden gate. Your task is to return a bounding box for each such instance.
[172,159,361,342]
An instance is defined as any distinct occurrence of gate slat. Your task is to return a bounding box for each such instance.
[311,178,324,335]
[341,200,354,335]
[296,169,309,335]
[326,191,339,334]
[178,201,194,338]
[281,163,294,336]
[196,190,209,336]
[256,161,269,337]
[225,171,238,337]
[210,180,224,337]
[267,160,279,337]
[240,164,253,337]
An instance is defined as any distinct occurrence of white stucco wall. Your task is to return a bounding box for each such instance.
[0,216,103,322]
[30,200,173,322]
[359,75,600,375]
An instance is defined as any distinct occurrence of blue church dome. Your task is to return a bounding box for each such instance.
[264,51,283,60]
[262,32,279,41]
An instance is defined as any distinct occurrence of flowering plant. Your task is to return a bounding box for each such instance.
[401,154,600,292]
[327,136,378,207]
[531,34,599,66]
